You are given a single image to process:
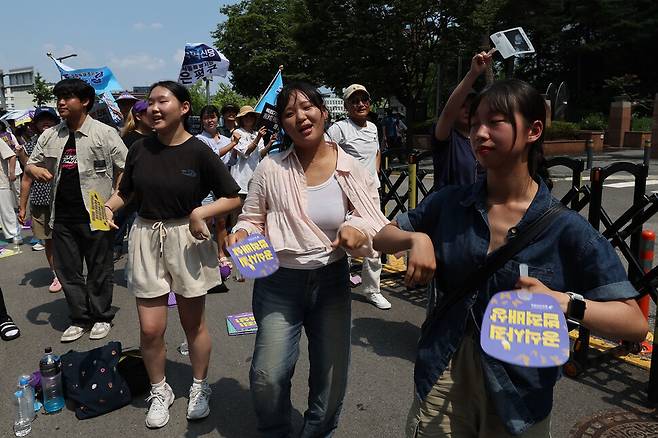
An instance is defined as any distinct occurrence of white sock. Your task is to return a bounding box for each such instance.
[151,377,166,389]
[192,377,206,387]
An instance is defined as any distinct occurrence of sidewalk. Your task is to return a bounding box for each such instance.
[1,241,657,436]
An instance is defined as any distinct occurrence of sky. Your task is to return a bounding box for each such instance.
[1,0,235,92]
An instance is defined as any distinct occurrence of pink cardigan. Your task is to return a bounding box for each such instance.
[234,144,389,260]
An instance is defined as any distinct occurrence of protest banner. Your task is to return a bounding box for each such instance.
[480,290,569,367]
[49,56,124,94]
[227,233,279,279]
[178,43,229,87]
[489,27,535,59]
[255,68,284,135]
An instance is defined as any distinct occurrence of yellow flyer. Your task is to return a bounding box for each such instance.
[89,190,110,231]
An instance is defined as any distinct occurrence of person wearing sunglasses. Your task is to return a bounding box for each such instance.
[326,84,390,310]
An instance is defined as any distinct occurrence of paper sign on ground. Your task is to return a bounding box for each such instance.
[490,27,535,59]
[89,191,110,231]
[226,312,258,336]
[480,290,569,368]
[227,233,279,279]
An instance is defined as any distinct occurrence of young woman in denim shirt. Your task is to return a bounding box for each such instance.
[374,74,648,437]
[227,82,388,437]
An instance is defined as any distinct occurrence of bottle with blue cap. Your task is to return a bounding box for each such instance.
[13,389,32,436]
[17,375,36,419]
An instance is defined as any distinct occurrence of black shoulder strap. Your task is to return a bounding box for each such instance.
[428,202,567,321]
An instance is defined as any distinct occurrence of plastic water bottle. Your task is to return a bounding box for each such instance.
[17,376,36,419]
[39,347,64,413]
[13,390,32,436]
[178,340,189,356]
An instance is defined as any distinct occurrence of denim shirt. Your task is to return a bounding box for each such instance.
[397,179,637,435]
[27,116,127,228]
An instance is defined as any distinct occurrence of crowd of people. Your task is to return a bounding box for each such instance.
[0,50,649,438]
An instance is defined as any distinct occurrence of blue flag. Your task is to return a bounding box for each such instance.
[254,69,283,113]
[51,58,123,94]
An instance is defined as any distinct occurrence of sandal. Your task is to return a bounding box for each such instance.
[0,316,20,341]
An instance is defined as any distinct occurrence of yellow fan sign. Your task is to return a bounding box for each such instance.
[89,190,110,231]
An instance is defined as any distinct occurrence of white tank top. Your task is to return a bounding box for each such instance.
[278,174,348,270]
[307,175,348,240]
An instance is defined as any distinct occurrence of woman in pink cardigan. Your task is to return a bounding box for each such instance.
[227,82,388,437]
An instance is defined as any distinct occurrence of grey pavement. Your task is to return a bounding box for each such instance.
[2,148,658,437]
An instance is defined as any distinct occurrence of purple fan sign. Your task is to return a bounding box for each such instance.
[480,290,570,368]
[228,233,279,279]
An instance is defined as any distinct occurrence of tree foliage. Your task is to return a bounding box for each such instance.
[212,0,658,127]
[212,0,318,98]
[28,72,53,106]
[187,81,256,115]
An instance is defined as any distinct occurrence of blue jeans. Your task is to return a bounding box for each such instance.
[251,258,351,438]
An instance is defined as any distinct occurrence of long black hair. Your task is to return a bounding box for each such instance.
[275,82,327,149]
[469,79,552,190]
[148,80,192,132]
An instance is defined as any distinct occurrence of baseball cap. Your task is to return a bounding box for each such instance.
[33,107,60,123]
[221,103,239,115]
[343,84,370,101]
[132,100,148,115]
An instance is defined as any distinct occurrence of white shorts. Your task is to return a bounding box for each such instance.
[128,216,221,299]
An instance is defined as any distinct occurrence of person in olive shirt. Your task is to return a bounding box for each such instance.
[26,78,128,343]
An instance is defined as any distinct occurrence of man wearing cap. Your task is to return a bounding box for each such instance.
[18,107,62,291]
[327,84,391,310]
[115,91,139,121]
[431,53,488,191]
[26,78,128,342]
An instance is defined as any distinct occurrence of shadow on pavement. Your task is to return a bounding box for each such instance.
[568,356,656,413]
[144,359,303,437]
[20,266,54,288]
[351,317,419,362]
[25,296,70,331]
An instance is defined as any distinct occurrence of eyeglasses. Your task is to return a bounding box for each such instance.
[348,96,370,105]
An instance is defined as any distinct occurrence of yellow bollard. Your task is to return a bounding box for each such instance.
[408,153,417,210]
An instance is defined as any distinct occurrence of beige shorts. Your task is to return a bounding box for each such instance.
[128,216,221,299]
[31,205,52,240]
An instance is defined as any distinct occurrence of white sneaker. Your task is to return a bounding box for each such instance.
[89,322,112,340]
[60,325,90,342]
[145,382,175,428]
[367,292,392,310]
[187,381,211,420]
[32,242,45,251]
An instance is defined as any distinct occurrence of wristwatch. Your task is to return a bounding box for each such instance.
[565,292,586,322]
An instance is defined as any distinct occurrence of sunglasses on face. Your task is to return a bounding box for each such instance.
[348,96,370,105]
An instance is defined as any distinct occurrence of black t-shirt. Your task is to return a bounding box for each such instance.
[55,133,89,224]
[119,135,240,220]
[122,130,148,149]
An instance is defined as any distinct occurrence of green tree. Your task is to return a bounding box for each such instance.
[211,83,257,109]
[28,72,53,106]
[187,81,256,115]
[212,0,319,97]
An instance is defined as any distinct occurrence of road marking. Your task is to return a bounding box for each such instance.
[604,180,658,188]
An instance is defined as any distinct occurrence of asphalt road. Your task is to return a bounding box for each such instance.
[1,148,657,437]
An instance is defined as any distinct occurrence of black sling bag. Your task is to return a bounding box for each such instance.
[421,202,567,335]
